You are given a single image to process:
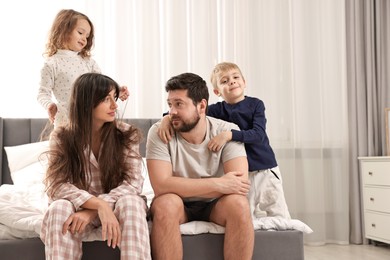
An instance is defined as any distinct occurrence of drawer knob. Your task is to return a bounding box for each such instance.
[370,197,374,201]
[371,223,376,228]
[368,171,373,176]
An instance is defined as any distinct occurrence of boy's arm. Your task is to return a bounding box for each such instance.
[208,131,232,152]
[208,99,268,144]
[231,100,268,143]
[157,114,174,144]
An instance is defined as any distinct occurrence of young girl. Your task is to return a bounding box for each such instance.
[37,9,129,128]
[40,73,150,260]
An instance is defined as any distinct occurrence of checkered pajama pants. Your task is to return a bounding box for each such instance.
[40,195,151,260]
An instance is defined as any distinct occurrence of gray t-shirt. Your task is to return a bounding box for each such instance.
[146,116,247,200]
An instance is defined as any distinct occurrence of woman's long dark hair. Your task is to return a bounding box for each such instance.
[45,73,141,197]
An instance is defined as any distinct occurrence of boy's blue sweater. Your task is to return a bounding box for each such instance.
[207,96,277,171]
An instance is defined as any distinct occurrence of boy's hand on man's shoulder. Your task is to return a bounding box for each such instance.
[208,131,232,152]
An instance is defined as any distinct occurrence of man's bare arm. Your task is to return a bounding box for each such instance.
[147,157,250,199]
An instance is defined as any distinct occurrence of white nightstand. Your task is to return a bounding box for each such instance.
[358,156,390,244]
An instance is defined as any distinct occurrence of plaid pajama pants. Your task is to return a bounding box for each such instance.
[41,194,151,260]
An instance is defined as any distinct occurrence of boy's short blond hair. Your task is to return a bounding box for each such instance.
[210,62,244,89]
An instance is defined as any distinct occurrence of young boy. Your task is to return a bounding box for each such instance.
[158,62,290,219]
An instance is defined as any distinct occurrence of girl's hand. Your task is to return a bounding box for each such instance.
[119,86,129,101]
[47,103,57,123]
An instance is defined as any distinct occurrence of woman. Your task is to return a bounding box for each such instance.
[40,73,150,260]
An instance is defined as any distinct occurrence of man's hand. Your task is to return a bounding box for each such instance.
[217,171,251,196]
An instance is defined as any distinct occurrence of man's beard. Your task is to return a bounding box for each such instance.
[172,113,200,133]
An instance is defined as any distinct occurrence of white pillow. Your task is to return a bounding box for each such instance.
[4,141,50,182]
[10,160,47,186]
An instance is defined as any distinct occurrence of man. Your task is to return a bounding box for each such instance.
[146,72,254,260]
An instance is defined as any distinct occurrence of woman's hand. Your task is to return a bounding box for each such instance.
[62,209,97,235]
[96,201,122,249]
[75,197,122,249]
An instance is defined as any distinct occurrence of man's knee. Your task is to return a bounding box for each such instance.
[214,194,251,220]
[150,193,183,220]
[221,194,250,208]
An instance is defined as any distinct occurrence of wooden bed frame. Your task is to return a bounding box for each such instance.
[0,117,304,260]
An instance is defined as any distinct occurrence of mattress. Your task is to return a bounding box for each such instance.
[0,117,308,260]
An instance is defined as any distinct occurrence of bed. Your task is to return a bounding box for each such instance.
[0,117,310,260]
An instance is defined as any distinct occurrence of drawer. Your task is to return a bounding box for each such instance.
[364,211,390,243]
[363,187,390,213]
[361,161,390,186]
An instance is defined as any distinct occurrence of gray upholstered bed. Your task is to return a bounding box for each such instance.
[0,117,304,260]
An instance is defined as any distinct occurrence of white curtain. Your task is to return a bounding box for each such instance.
[0,0,349,245]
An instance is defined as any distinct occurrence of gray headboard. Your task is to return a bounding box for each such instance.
[0,118,159,185]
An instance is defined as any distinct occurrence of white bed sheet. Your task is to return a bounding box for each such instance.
[0,183,312,241]
[1,145,312,240]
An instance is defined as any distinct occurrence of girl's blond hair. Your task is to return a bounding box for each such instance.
[45,9,95,58]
